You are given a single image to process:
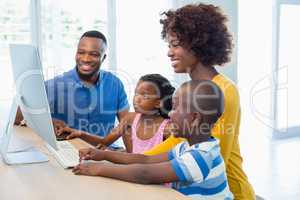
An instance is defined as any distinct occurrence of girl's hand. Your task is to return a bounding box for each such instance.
[52,119,67,135]
[79,148,104,161]
[60,127,84,140]
[72,163,102,176]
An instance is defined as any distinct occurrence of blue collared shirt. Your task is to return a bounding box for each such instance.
[45,68,129,137]
[168,138,233,200]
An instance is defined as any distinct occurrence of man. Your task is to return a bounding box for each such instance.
[16,30,129,140]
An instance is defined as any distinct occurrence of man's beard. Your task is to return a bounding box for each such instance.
[76,66,99,81]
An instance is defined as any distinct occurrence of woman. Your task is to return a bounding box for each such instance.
[144,3,255,200]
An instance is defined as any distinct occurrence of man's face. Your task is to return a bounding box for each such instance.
[75,37,106,80]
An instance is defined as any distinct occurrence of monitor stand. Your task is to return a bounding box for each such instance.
[0,97,49,165]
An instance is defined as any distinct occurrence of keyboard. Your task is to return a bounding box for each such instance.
[46,141,79,169]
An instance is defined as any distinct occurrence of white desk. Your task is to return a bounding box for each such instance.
[0,126,188,200]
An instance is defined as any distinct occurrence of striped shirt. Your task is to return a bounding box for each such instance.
[168,137,233,200]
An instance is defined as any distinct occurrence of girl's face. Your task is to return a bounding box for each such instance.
[166,33,199,73]
[133,81,161,114]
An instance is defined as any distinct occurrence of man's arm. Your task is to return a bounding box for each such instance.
[115,75,130,123]
[14,107,23,125]
[14,107,67,133]
[73,161,179,184]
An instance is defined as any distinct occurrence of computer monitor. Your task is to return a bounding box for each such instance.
[0,44,58,164]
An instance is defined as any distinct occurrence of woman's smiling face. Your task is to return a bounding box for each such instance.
[166,33,200,73]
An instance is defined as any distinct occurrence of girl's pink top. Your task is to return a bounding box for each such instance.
[131,113,169,154]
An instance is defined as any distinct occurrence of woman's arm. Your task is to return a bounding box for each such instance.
[143,122,186,156]
[212,84,240,164]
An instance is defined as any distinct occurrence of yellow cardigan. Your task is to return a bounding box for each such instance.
[144,74,255,200]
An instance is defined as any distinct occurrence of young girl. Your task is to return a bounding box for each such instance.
[60,74,175,154]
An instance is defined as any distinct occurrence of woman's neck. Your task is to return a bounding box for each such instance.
[188,63,219,81]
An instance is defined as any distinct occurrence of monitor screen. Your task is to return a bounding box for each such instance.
[9,44,57,150]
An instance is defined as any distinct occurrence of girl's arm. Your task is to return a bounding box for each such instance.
[122,127,133,152]
[61,128,104,146]
[162,122,173,139]
[62,112,135,147]
[98,113,135,147]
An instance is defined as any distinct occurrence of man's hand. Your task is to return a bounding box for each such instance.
[72,163,102,176]
[79,148,104,161]
[52,119,67,135]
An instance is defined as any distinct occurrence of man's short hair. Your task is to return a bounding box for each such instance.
[80,30,107,46]
[80,30,107,54]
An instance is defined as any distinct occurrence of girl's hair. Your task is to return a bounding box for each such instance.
[160,3,233,67]
[139,74,175,119]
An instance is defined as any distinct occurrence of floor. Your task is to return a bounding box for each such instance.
[239,117,300,200]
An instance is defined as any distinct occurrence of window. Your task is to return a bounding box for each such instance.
[40,0,108,80]
[272,1,300,137]
[0,0,31,101]
[116,0,175,109]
